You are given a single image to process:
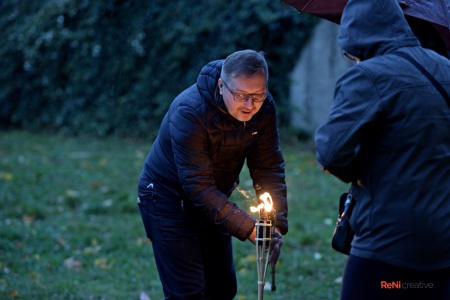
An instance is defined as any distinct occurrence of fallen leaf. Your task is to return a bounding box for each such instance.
[94,258,109,269]
[0,172,13,181]
[64,257,83,269]
[9,290,19,298]
[334,276,343,284]
[99,158,107,166]
[22,214,36,224]
[140,291,151,300]
[91,181,103,189]
[83,245,101,255]
[136,237,147,247]
[65,189,80,198]
[102,199,113,207]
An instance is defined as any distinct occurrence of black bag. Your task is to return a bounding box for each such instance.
[331,190,355,255]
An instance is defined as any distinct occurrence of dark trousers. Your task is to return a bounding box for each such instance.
[138,193,237,300]
[341,255,450,300]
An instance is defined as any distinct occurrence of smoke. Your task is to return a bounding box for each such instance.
[236,186,252,199]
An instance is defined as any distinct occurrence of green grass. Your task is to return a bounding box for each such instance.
[0,130,349,299]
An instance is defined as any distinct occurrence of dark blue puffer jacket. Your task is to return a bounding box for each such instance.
[139,59,287,241]
[315,0,450,270]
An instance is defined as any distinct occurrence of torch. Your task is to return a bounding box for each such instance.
[251,192,277,300]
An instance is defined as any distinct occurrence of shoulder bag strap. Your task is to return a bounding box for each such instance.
[395,52,450,109]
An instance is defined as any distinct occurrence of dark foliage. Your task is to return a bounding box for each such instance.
[0,0,316,138]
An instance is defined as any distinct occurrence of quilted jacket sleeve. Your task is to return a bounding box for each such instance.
[246,99,288,235]
[315,65,380,183]
[169,103,256,241]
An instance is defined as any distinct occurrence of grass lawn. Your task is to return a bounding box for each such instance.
[0,130,349,299]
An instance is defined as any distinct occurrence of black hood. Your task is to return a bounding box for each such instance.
[196,59,223,109]
[338,0,420,60]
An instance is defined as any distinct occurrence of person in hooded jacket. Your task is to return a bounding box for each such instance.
[137,49,287,299]
[315,0,450,299]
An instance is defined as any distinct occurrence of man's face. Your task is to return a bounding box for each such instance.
[218,74,267,122]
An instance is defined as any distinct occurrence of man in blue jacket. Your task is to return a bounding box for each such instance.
[138,49,287,299]
[315,0,450,299]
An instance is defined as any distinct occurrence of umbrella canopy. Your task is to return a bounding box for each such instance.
[400,0,450,28]
[282,0,450,51]
[282,0,346,24]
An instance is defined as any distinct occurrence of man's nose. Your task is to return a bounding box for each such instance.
[244,97,254,108]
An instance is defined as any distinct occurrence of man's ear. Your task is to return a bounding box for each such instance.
[218,78,223,94]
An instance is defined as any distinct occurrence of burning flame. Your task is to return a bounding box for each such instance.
[250,192,273,213]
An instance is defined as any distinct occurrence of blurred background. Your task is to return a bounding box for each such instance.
[0,0,351,141]
[0,1,352,299]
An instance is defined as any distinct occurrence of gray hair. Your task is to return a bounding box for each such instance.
[221,49,269,83]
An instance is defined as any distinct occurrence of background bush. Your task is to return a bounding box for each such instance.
[0,0,316,138]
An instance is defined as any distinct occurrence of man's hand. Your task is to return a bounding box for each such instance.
[248,225,283,265]
[269,229,283,265]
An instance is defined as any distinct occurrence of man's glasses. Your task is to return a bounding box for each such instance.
[222,80,267,103]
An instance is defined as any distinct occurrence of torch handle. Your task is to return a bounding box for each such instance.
[255,219,272,300]
[271,263,276,291]
[270,216,277,291]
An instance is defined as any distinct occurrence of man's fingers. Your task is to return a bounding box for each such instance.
[269,232,283,264]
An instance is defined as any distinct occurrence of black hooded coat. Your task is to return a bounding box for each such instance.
[315,0,450,269]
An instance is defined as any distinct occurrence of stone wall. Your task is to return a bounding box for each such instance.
[289,20,353,136]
